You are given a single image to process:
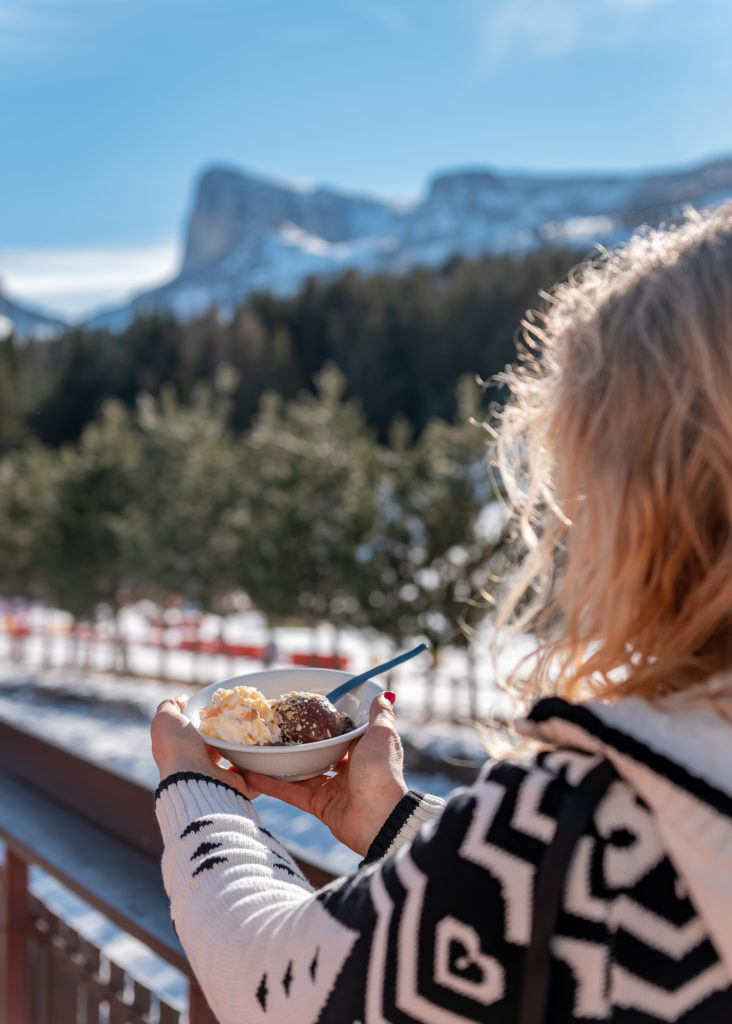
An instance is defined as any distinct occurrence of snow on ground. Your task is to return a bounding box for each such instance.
[0,611,536,1014]
[0,652,481,857]
[0,652,467,1014]
[0,608,533,860]
[3,602,529,722]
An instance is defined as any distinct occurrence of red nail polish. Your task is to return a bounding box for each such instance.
[384,691,396,704]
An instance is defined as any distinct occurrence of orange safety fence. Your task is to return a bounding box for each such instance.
[0,613,349,673]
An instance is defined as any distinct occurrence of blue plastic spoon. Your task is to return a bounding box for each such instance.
[325,642,429,704]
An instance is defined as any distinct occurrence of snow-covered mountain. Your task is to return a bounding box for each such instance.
[0,288,69,343]
[88,156,732,331]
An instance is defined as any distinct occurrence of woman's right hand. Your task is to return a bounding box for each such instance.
[151,694,257,800]
[244,692,408,857]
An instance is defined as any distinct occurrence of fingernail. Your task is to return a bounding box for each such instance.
[384,691,396,704]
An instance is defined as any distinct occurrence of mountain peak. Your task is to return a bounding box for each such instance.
[181,164,398,277]
[87,155,732,333]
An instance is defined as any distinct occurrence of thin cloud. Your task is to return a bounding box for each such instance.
[474,0,672,73]
[482,0,580,67]
[354,1,410,35]
[0,0,233,63]
[604,0,669,9]
[0,2,64,58]
[0,0,102,74]
[0,243,181,321]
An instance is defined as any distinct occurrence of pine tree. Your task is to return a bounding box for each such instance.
[353,377,505,716]
[230,364,380,648]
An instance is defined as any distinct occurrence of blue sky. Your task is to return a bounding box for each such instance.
[1,0,731,319]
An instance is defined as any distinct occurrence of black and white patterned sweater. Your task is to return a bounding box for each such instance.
[155,697,732,1023]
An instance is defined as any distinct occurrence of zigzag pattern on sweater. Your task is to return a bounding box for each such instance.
[157,735,732,1023]
[315,749,732,1023]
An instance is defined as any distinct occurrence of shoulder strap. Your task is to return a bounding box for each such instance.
[517,758,618,1024]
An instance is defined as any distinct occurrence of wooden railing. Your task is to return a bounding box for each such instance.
[0,721,336,1024]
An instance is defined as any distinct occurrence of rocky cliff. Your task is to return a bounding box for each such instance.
[88,156,732,331]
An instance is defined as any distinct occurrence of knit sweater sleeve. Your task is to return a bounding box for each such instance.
[360,789,447,865]
[155,753,614,1024]
[156,772,458,1024]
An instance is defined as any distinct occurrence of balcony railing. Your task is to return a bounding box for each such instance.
[0,720,335,1023]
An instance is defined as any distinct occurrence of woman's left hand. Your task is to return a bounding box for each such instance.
[151,695,257,800]
[244,692,408,856]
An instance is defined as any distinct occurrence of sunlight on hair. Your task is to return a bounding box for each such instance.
[490,201,732,713]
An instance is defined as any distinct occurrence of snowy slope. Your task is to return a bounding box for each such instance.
[87,156,732,330]
[0,287,68,342]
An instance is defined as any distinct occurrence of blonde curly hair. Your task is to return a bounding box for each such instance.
[493,201,732,711]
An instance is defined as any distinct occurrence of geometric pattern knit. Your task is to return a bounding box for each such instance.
[154,698,732,1024]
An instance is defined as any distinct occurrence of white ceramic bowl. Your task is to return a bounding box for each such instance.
[183,667,382,781]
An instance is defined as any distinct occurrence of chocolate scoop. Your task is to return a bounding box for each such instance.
[273,691,355,744]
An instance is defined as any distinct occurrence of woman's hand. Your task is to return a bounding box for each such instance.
[150,695,257,800]
[245,692,408,857]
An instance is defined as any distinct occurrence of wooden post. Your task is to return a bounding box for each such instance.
[189,977,219,1024]
[2,849,29,1024]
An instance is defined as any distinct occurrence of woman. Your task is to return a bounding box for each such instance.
[151,203,732,1023]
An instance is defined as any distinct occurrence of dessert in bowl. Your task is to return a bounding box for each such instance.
[183,667,382,780]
